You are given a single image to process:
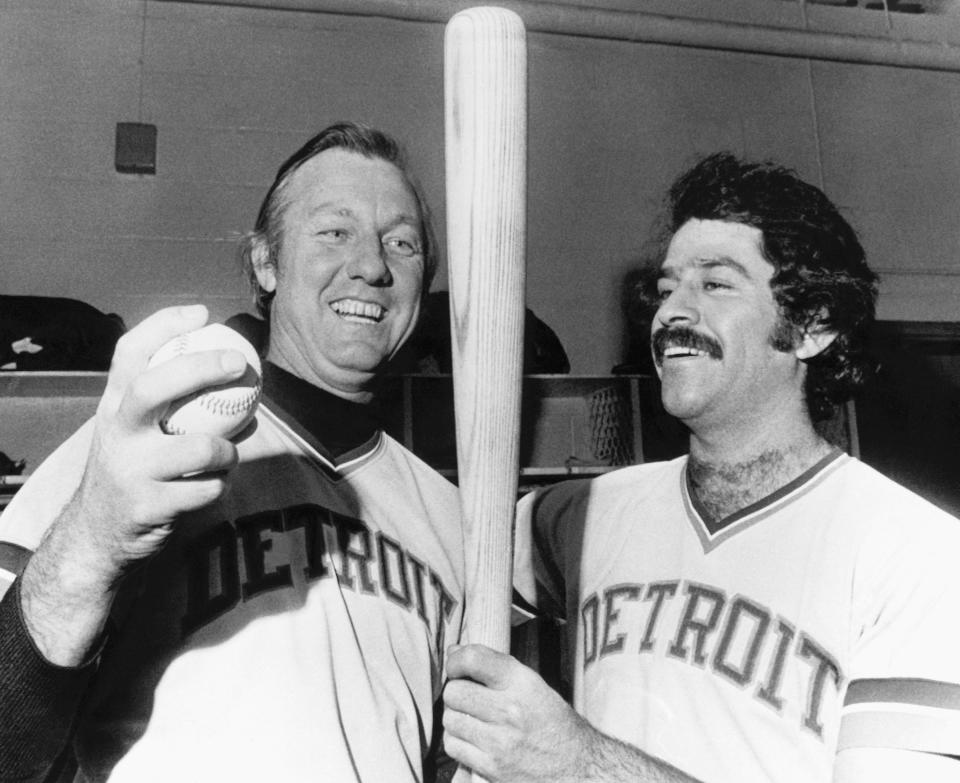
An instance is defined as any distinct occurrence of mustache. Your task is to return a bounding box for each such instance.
[652,327,723,363]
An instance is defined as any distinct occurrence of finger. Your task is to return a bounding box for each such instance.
[443,724,494,781]
[450,767,475,783]
[443,680,502,722]
[446,643,515,688]
[152,433,239,481]
[166,471,234,513]
[117,349,249,431]
[116,472,232,528]
[106,305,210,396]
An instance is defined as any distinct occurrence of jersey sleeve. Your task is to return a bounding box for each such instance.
[0,418,93,600]
[0,578,98,781]
[513,479,592,622]
[838,499,960,757]
[0,419,98,779]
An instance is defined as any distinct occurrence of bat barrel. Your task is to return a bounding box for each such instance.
[444,6,527,655]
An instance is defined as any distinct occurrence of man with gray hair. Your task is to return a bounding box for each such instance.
[0,122,464,782]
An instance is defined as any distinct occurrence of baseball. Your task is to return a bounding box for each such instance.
[148,323,262,439]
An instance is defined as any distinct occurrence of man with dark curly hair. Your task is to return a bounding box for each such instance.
[441,153,960,782]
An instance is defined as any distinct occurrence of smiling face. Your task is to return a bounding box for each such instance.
[651,218,809,438]
[253,148,425,400]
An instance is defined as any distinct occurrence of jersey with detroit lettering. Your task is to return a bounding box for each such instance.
[514,451,960,783]
[0,401,464,783]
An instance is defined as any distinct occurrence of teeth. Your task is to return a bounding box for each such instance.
[331,300,384,322]
[664,346,708,358]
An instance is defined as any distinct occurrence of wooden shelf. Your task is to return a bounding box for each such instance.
[0,371,107,397]
[437,464,622,481]
[0,371,648,489]
[1,370,863,497]
[0,372,105,475]
[379,374,646,482]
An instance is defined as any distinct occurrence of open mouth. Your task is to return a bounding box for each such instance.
[653,327,723,364]
[331,299,385,324]
[662,346,712,359]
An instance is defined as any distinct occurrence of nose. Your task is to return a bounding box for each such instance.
[345,235,392,286]
[655,283,700,328]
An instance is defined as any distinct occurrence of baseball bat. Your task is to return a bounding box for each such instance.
[444,6,527,659]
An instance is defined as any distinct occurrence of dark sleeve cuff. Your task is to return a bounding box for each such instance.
[0,578,98,779]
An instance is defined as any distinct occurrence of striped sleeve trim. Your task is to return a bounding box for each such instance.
[838,678,960,754]
[0,541,33,583]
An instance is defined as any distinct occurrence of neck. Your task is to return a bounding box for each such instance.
[686,423,833,525]
[266,344,376,405]
[261,361,382,459]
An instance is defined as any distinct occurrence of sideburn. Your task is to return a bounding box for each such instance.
[769,313,801,353]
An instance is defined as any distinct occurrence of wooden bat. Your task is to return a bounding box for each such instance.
[444,6,527,658]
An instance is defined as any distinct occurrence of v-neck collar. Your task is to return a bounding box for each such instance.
[260,361,383,469]
[682,449,847,553]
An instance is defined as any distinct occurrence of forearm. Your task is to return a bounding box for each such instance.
[0,579,97,782]
[579,722,702,783]
[19,496,118,667]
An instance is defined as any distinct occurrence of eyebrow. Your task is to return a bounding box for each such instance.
[306,204,421,230]
[307,203,354,219]
[659,255,752,279]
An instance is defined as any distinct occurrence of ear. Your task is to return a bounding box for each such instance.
[795,326,838,361]
[250,236,277,294]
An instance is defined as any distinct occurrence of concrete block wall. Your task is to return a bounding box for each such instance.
[1,0,959,374]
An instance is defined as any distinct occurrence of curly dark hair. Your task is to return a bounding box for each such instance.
[636,152,878,422]
[238,121,438,318]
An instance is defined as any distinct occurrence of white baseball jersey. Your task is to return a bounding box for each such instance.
[515,451,960,783]
[0,401,464,782]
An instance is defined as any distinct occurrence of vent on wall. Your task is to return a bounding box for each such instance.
[115,122,157,175]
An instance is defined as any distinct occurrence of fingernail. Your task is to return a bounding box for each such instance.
[221,350,246,374]
[179,304,207,321]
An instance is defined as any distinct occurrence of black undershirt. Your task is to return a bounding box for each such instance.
[261,361,382,460]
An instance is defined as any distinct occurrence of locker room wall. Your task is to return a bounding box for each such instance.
[2,0,960,375]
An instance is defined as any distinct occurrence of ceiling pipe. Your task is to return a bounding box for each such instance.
[152,0,960,73]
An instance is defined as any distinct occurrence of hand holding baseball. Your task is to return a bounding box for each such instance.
[147,323,262,440]
[20,305,246,666]
[78,307,249,566]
